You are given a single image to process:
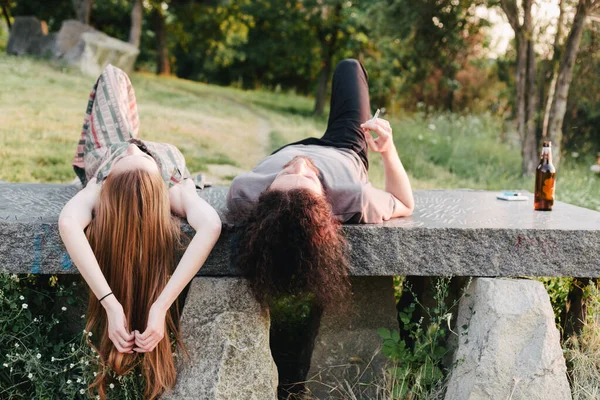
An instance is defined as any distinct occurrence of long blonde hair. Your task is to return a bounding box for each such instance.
[85,168,183,400]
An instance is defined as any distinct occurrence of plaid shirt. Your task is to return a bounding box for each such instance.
[72,64,189,187]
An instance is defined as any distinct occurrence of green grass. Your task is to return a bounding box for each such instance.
[1,53,599,212]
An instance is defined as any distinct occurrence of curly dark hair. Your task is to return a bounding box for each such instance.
[231,188,351,308]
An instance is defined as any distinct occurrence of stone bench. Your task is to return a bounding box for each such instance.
[1,183,599,399]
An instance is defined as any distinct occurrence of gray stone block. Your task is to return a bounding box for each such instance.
[55,19,96,58]
[162,277,277,400]
[445,278,572,400]
[305,277,397,399]
[78,32,139,76]
[7,16,44,56]
[2,184,600,277]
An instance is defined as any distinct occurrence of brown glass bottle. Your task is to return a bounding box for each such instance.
[534,141,556,211]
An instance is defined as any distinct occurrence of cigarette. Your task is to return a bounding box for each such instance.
[373,109,380,122]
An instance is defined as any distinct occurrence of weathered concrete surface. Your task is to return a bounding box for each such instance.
[161,277,277,400]
[2,184,600,277]
[445,278,572,400]
[305,277,397,399]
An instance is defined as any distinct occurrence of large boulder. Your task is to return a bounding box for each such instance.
[162,277,278,400]
[77,31,139,76]
[445,278,572,400]
[6,16,46,56]
[55,19,96,58]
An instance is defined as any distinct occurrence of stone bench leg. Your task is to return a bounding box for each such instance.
[306,276,398,399]
[445,278,571,400]
[162,277,278,400]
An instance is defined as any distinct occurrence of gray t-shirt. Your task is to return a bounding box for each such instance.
[227,144,396,223]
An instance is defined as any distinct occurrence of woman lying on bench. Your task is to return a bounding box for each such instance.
[58,65,221,400]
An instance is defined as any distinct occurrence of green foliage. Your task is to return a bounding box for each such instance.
[379,277,466,399]
[563,29,600,155]
[564,283,600,399]
[0,273,145,399]
[539,277,573,327]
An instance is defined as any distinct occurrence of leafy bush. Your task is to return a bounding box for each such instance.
[0,273,145,399]
[379,277,469,399]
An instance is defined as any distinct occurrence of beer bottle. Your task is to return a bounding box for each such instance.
[534,141,556,211]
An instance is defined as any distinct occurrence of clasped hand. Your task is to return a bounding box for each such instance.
[104,299,166,353]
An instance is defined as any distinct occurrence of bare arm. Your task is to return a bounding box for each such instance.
[58,178,134,353]
[158,178,222,311]
[360,118,415,218]
[135,178,222,352]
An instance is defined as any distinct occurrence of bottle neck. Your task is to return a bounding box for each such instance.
[540,147,552,164]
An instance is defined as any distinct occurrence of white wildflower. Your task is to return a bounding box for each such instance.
[61,306,67,311]
[2,363,8,368]
[33,318,38,322]
[67,379,72,384]
[28,373,33,379]
[109,383,115,389]
[81,314,85,319]
[428,123,436,130]
[51,357,55,362]
[14,343,19,348]
[77,378,81,383]
[69,363,74,368]
[21,304,28,309]
[36,353,41,359]
[80,389,85,394]
[88,331,93,337]
[93,372,98,377]
[19,295,24,300]
[418,134,424,141]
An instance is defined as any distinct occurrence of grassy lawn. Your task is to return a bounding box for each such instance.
[1,53,599,211]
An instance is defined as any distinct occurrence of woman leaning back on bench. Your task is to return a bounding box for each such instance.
[58,59,413,399]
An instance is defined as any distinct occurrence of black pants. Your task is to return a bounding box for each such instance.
[273,59,371,170]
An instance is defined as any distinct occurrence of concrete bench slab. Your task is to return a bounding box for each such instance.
[1,184,599,277]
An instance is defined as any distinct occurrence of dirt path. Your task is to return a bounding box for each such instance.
[203,96,273,185]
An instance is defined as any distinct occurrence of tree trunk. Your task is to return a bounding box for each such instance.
[501,0,538,175]
[546,0,591,166]
[153,6,170,76]
[129,0,142,48]
[1,0,11,29]
[560,278,598,339]
[523,38,538,175]
[542,0,565,139]
[72,0,93,25]
[312,3,341,117]
[313,52,333,117]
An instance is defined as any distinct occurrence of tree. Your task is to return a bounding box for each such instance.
[373,0,488,112]
[2,0,11,29]
[129,0,142,48]
[545,0,599,165]
[303,0,370,116]
[500,0,538,175]
[312,2,343,116]
[72,0,93,24]
[501,0,599,173]
[152,3,170,75]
